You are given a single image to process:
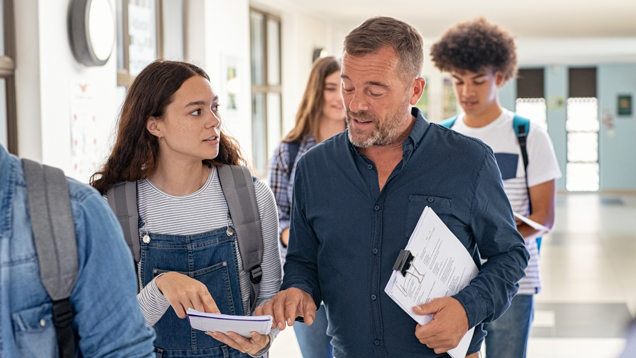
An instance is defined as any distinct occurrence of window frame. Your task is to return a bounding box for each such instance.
[118,0,185,88]
[249,7,282,175]
[2,0,17,154]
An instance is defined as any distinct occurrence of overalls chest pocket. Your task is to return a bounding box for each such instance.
[140,228,246,356]
[406,195,470,245]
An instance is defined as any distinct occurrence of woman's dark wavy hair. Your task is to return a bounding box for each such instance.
[430,17,517,81]
[91,60,246,194]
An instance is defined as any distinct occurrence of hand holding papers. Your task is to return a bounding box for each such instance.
[513,212,550,233]
[187,309,273,338]
[384,207,478,358]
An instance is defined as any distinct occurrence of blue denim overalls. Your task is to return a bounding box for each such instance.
[140,219,252,358]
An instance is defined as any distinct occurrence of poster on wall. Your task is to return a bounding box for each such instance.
[220,56,242,119]
[618,95,632,116]
[128,3,157,76]
[70,82,99,183]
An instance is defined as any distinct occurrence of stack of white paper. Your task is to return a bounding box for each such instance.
[384,206,479,358]
[187,309,273,338]
[513,212,550,233]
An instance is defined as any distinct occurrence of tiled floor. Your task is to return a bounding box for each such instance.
[269,193,636,357]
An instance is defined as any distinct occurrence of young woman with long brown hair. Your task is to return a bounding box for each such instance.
[267,56,345,358]
[92,60,281,358]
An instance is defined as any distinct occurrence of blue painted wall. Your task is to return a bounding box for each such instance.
[545,65,568,191]
[499,78,516,112]
[598,64,636,190]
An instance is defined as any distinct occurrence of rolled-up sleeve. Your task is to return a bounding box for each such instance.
[452,149,530,329]
[279,158,322,306]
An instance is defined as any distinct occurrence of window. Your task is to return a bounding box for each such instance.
[249,8,282,175]
[442,78,457,119]
[0,0,16,154]
[516,68,547,130]
[566,98,599,191]
[116,0,185,88]
[516,98,547,131]
[566,68,599,192]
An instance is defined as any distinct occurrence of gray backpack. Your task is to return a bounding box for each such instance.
[106,165,264,310]
[22,159,78,358]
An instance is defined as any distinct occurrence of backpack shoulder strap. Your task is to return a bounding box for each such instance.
[217,165,264,311]
[106,181,140,264]
[439,115,459,128]
[512,114,531,176]
[513,114,533,214]
[513,115,531,138]
[286,141,301,180]
[22,159,77,358]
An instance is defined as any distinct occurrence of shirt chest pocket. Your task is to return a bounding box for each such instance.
[11,302,58,357]
[405,195,455,239]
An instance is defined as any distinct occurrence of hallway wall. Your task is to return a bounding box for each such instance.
[15,0,118,183]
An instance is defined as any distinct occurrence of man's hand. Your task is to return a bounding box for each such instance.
[255,288,317,331]
[207,331,270,355]
[281,228,290,247]
[413,297,469,354]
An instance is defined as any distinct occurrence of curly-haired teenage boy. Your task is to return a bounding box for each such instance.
[431,18,561,358]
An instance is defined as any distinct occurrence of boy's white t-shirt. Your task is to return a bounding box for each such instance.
[451,108,561,295]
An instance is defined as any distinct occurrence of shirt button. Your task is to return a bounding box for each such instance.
[372,248,379,255]
[371,294,377,301]
[40,319,46,327]
[374,205,380,211]
[374,339,380,346]
[367,164,373,170]
[428,197,434,203]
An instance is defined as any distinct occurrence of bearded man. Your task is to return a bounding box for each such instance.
[257,16,529,358]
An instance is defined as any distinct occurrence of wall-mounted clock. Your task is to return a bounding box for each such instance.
[68,0,115,67]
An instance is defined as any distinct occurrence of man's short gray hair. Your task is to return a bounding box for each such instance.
[344,16,424,81]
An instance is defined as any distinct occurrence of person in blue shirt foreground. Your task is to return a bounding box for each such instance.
[257,16,530,357]
[0,144,156,357]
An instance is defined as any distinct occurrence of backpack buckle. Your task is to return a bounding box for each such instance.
[52,298,74,329]
[249,265,262,284]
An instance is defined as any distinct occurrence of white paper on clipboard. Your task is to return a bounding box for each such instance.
[384,206,478,358]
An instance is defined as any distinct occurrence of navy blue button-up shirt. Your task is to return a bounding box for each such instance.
[282,108,529,357]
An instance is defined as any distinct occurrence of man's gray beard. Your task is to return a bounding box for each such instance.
[347,101,409,148]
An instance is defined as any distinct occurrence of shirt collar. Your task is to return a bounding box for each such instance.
[0,144,9,171]
[0,145,12,203]
[407,107,428,150]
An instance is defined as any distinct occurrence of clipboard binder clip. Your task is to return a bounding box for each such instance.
[392,249,414,277]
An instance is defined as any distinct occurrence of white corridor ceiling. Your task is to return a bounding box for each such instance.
[276,0,636,37]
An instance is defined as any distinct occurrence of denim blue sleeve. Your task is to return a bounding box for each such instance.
[70,188,155,358]
[279,159,321,306]
[452,148,530,329]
